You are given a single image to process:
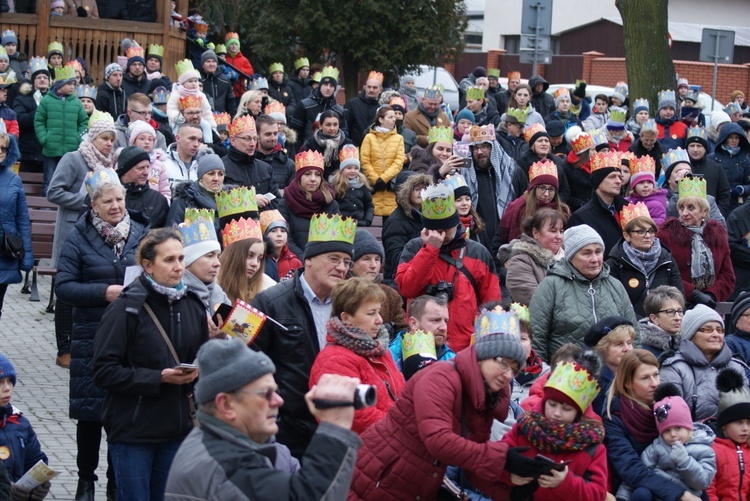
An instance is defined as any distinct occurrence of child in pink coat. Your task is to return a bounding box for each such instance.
[626,155,667,225]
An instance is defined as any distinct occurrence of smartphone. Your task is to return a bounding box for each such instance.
[462,157,472,168]
[175,363,197,373]
[535,454,571,473]
[211,303,233,326]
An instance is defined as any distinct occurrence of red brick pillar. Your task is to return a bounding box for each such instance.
[444,61,456,79]
[487,49,506,70]
[582,51,604,83]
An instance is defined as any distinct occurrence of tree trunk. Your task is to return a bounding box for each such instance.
[340,53,361,102]
[615,0,675,117]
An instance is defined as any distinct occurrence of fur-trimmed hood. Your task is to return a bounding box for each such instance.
[509,235,556,267]
[395,171,432,219]
[282,125,297,147]
[0,135,20,169]
[408,145,440,176]
[639,318,681,353]
[660,217,728,250]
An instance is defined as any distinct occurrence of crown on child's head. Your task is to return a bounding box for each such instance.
[259,209,287,234]
[54,65,76,82]
[544,361,601,413]
[221,217,262,247]
[179,94,202,110]
[629,155,655,176]
[175,59,196,77]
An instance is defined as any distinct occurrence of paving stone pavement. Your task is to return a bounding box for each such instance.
[3,278,108,500]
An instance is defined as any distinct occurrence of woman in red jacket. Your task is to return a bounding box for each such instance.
[309,277,404,434]
[500,349,608,501]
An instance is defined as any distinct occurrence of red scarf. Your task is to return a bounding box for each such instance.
[460,215,474,231]
[619,396,658,444]
[283,180,336,218]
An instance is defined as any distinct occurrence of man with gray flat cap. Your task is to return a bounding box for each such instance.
[164,338,362,500]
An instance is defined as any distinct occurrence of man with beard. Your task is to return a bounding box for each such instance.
[200,50,235,116]
[254,115,295,194]
[145,44,172,88]
[95,63,127,119]
[686,126,731,216]
[120,42,150,97]
[403,86,451,148]
[290,66,347,143]
[344,71,382,147]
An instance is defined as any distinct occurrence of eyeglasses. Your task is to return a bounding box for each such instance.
[0,147,7,153]
[697,325,725,334]
[658,308,684,317]
[535,186,556,194]
[323,255,353,269]
[130,109,152,117]
[236,387,277,401]
[654,402,671,423]
[495,358,518,377]
[629,229,657,237]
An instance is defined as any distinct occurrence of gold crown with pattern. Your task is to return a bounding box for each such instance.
[295,150,324,171]
[529,159,558,183]
[228,115,256,137]
[175,58,197,77]
[216,186,258,219]
[268,62,284,74]
[320,66,339,81]
[487,68,500,78]
[617,151,636,167]
[47,41,63,56]
[469,124,495,144]
[184,208,215,224]
[259,209,287,234]
[402,330,437,361]
[509,303,530,324]
[178,94,202,110]
[424,85,442,99]
[570,129,595,154]
[294,57,310,70]
[88,110,114,128]
[466,86,484,100]
[308,213,357,244]
[125,43,144,60]
[225,32,240,45]
[148,44,164,58]
[264,101,286,116]
[507,71,521,80]
[221,217,262,247]
[194,20,208,36]
[620,202,652,229]
[389,96,406,109]
[545,361,601,413]
[76,84,97,100]
[427,126,453,144]
[54,65,76,82]
[609,107,627,124]
[629,155,655,176]
[421,183,457,221]
[214,112,231,126]
[178,210,218,246]
[85,168,120,197]
[678,174,707,200]
[523,122,546,143]
[66,59,83,74]
[367,71,384,84]
[506,107,528,123]
[589,151,620,172]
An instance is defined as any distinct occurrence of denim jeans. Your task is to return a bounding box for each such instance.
[109,441,181,501]
[42,156,60,197]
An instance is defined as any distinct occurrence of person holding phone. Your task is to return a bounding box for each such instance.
[498,348,608,500]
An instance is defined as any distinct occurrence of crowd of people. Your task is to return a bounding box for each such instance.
[0,20,750,500]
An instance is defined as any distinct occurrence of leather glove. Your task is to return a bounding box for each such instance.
[691,290,716,308]
[28,482,51,501]
[574,80,587,99]
[510,482,539,501]
[374,179,387,192]
[503,447,545,478]
[10,483,31,501]
[669,442,689,467]
[732,185,745,196]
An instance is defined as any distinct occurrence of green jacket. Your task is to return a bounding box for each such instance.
[529,259,639,361]
[33,90,87,158]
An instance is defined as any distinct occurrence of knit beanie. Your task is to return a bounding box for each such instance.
[338,144,360,170]
[710,111,731,131]
[200,50,218,68]
[126,120,156,146]
[563,224,604,261]
[633,100,649,116]
[583,316,632,347]
[653,387,694,434]
[178,67,201,86]
[195,153,225,180]
[716,368,750,427]
[731,91,745,102]
[455,108,475,124]
[0,353,17,386]
[1,31,18,47]
[194,339,276,405]
[88,118,117,141]
[353,229,384,263]
[685,130,709,150]
[658,95,677,111]
[681,304,724,341]
[472,66,487,78]
[116,146,150,177]
[105,62,123,81]
[474,330,526,368]
[730,291,750,331]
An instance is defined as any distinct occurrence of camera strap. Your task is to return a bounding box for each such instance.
[439,248,480,305]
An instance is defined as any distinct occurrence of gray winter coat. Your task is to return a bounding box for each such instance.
[660,339,749,420]
[504,235,557,305]
[529,259,639,361]
[182,270,230,316]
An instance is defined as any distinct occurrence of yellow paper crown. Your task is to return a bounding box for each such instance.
[545,361,601,413]
[469,125,495,144]
[184,208,215,224]
[311,72,322,83]
[88,110,114,128]
[76,84,97,100]
[620,202,652,230]
[214,44,227,55]
[47,41,63,56]
[402,330,437,361]
[678,174,707,200]
[507,71,521,80]
[214,112,231,126]
[221,217,262,247]
[259,209,287,234]
[487,68,500,78]
[609,107,627,124]
[175,58,196,77]
[264,101,286,116]
[428,126,453,144]
[421,183,457,221]
[179,94,202,110]
[367,71,384,84]
[228,115,256,137]
[509,303,530,324]
[125,43,144,60]
[54,65,76,82]
[215,186,258,220]
[523,122,547,143]
[618,151,636,167]
[529,159,558,183]
[268,62,284,74]
[589,151,620,172]
[148,44,164,58]
[629,155,655,177]
[85,169,120,197]
[295,150,325,171]
[294,57,310,70]
[320,66,339,81]
[506,107,528,123]
[466,86,484,101]
[308,213,357,245]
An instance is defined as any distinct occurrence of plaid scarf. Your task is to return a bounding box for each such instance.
[516,410,605,454]
[326,316,389,357]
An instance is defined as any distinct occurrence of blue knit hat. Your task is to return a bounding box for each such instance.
[0,353,17,386]
[456,108,476,124]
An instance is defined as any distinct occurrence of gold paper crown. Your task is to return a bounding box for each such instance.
[222,217,262,247]
[148,44,164,58]
[367,71,384,84]
[66,60,83,75]
[178,212,218,246]
[76,84,97,100]
[507,71,521,80]
[259,209,287,234]
[466,86,484,101]
[420,183,457,221]
[487,68,500,78]
[264,101,286,117]
[678,174,707,200]
[633,98,649,111]
[620,202,652,230]
[0,75,16,86]
[660,147,690,173]
[29,57,48,75]
[609,107,627,123]
[294,57,310,70]
[427,126,453,144]
[641,119,658,135]
[389,96,406,109]
[228,115,256,137]
[54,65,76,82]
[529,159,558,183]
[194,21,208,36]
[629,155,655,177]
[225,32,240,44]
[474,307,520,338]
[338,144,359,164]
[310,72,322,83]
[424,85,442,99]
[402,330,437,361]
[308,213,357,245]
[268,62,284,74]
[175,58,196,77]
[523,122,547,143]
[618,151,636,167]
[590,151,620,172]
[553,87,570,101]
[214,44,227,55]
[85,169,120,197]
[509,303,530,324]
[179,94,202,110]
[469,125,495,144]
[88,110,114,128]
[545,361,601,412]
[569,130,594,154]
[295,150,325,171]
[47,41,63,56]
[214,112,231,126]
[687,126,707,142]
[320,66,339,81]
[215,186,258,219]
[506,107,528,123]
[125,43,144,60]
[184,208,215,224]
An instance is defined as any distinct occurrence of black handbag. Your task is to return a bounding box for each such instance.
[0,231,24,261]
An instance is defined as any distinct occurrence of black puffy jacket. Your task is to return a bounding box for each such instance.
[201,71,236,116]
[94,82,127,119]
[55,209,150,421]
[290,87,347,143]
[12,83,44,163]
[124,183,169,228]
[345,91,380,147]
[254,148,295,191]
[221,147,281,206]
[335,185,374,227]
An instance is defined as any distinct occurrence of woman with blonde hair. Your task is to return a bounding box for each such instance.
[583,316,635,415]
[217,237,275,304]
[234,90,264,120]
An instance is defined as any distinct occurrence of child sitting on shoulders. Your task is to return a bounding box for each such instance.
[167,59,216,143]
[625,156,667,225]
[331,145,373,227]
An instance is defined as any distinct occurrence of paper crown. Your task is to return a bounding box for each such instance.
[725,102,742,115]
[228,115,256,137]
[67,59,83,75]
[310,72,322,83]
[85,169,120,196]
[29,56,48,75]
[148,44,164,58]
[507,71,521,80]
[295,150,325,171]
[633,98,649,111]
[614,82,628,98]
[589,151,620,172]
[523,122,547,143]
[640,119,658,135]
[264,101,286,117]
[214,112,231,127]
[678,174,707,200]
[125,43,144,60]
[178,210,218,247]
[506,107,528,124]
[529,159,558,183]
[687,126,707,142]
[214,44,227,55]
[402,330,437,361]
[184,208,215,224]
[225,32,240,44]
[466,86,484,100]
[443,173,468,193]
[2,30,16,42]
[47,41,63,56]
[249,77,268,91]
[428,126,453,144]
[76,84,97,100]
[545,361,600,413]
[469,125,495,144]
[618,151,636,167]
[569,129,595,154]
[0,46,7,59]
[389,96,406,109]
[420,183,457,221]
[54,65,76,82]
[221,217,262,247]
[658,89,676,104]
[194,20,208,35]
[509,303,530,324]
[553,87,570,101]
[294,57,310,70]
[620,202,652,229]
[179,94,202,110]
[609,107,627,124]
[660,147,690,173]
[338,144,359,164]
[320,66,339,81]
[629,154,655,175]
[487,68,500,78]
[259,209,287,234]
[88,110,114,128]
[424,85,442,99]
[150,86,170,105]
[474,307,521,338]
[308,213,357,245]
[268,62,284,74]
[677,77,689,88]
[0,74,16,86]
[175,59,197,77]
[591,128,609,147]
[684,89,700,103]
[216,186,258,220]
[367,71,384,84]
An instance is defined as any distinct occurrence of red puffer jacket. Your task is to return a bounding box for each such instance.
[309,334,405,435]
[499,401,608,501]
[348,347,511,501]
[707,436,750,501]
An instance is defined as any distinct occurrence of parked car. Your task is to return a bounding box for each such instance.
[402,66,460,112]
